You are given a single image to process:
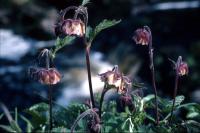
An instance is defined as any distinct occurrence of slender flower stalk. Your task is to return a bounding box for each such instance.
[48,85,53,131]
[133,26,159,124]
[29,49,62,131]
[169,73,179,123]
[85,44,95,108]
[45,50,53,131]
[145,26,159,125]
[169,56,188,124]
[81,6,95,108]
[55,5,95,108]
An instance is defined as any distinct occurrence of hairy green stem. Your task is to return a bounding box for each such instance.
[169,73,179,123]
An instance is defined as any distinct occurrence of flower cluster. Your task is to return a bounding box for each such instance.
[99,66,132,94]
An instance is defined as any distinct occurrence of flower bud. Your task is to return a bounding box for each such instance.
[133,27,150,45]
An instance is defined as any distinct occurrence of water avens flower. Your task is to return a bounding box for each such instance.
[29,67,61,85]
[99,66,131,94]
[133,26,159,125]
[133,27,150,45]
[56,19,85,37]
[177,61,188,76]
[169,56,189,123]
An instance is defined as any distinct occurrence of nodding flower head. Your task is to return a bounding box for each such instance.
[29,49,61,85]
[133,26,151,45]
[99,65,132,94]
[176,56,189,76]
[55,19,85,37]
[29,67,61,85]
[55,6,87,37]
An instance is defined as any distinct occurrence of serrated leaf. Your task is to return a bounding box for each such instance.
[89,19,121,43]
[51,36,75,58]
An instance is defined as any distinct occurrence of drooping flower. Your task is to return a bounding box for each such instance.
[29,67,61,85]
[176,56,189,76]
[29,49,61,85]
[133,27,150,45]
[55,19,85,37]
[99,65,132,94]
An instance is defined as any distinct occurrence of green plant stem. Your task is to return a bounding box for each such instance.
[85,45,95,108]
[99,84,108,119]
[48,85,53,132]
[169,73,179,124]
[146,26,159,125]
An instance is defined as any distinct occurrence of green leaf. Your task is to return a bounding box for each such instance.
[10,120,22,132]
[14,108,18,123]
[51,36,75,58]
[183,120,200,133]
[145,114,155,122]
[82,0,90,6]
[168,95,185,107]
[161,95,185,113]
[53,103,88,128]
[89,19,121,43]
[0,125,15,132]
[187,112,199,119]
[143,94,154,103]
[28,102,49,112]
[177,103,200,110]
[0,113,4,120]
[52,127,70,132]
[25,103,49,128]
[19,115,33,132]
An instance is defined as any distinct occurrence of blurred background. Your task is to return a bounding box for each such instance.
[0,0,200,112]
